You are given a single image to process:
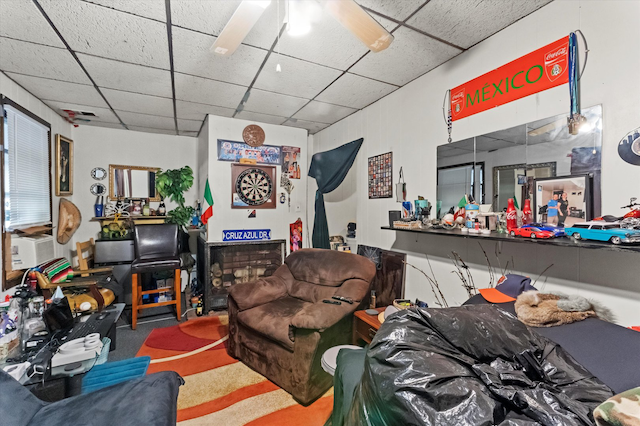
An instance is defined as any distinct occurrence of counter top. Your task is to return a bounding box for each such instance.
[381,226,640,253]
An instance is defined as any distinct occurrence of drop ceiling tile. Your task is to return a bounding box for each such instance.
[292,100,356,124]
[172,27,267,86]
[174,73,246,109]
[355,0,425,21]
[349,26,459,86]
[116,110,175,130]
[128,125,176,135]
[77,53,172,97]
[39,0,169,69]
[5,72,106,107]
[82,0,167,22]
[44,100,120,124]
[0,38,90,84]
[171,0,285,50]
[176,100,235,121]
[253,55,342,99]
[315,72,396,109]
[177,118,203,132]
[282,119,329,134]
[0,1,64,47]
[81,120,126,130]
[235,110,287,126]
[407,0,553,49]
[243,89,308,117]
[101,88,173,117]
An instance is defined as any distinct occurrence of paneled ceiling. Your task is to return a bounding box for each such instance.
[0,0,552,136]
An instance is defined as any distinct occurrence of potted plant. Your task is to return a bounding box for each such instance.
[155,166,195,231]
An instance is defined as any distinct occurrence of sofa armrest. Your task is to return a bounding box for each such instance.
[291,278,370,331]
[229,274,288,312]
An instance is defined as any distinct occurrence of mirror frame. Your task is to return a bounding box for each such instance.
[109,164,160,201]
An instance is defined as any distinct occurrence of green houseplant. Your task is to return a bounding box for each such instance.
[155,166,195,230]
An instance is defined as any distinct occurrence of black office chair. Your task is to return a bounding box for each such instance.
[131,224,181,330]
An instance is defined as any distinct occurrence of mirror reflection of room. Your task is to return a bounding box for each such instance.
[437,105,602,219]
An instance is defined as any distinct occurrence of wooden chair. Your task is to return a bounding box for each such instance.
[131,225,181,330]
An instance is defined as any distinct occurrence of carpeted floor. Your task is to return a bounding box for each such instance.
[136,316,333,425]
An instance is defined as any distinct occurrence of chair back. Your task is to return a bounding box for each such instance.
[133,224,179,261]
[76,238,95,277]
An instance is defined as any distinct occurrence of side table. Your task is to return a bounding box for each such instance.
[352,307,385,345]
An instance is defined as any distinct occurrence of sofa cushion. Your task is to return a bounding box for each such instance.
[238,297,311,350]
[285,249,375,287]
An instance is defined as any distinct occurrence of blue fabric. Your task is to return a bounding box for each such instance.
[547,199,558,216]
[81,356,150,394]
[308,138,363,249]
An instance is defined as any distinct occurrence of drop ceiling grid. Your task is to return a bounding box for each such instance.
[0,0,555,135]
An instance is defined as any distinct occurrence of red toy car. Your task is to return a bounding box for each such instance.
[510,224,559,239]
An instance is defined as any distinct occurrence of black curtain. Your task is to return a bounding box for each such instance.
[308,138,363,249]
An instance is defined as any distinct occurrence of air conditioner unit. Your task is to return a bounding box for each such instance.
[11,234,55,270]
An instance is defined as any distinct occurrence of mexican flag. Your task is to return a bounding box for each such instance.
[201,179,214,224]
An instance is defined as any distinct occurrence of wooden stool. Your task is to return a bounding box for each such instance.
[131,224,182,330]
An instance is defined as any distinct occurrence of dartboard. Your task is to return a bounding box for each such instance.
[235,168,273,206]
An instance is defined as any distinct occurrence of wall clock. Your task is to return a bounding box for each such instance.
[231,164,276,209]
[242,124,265,147]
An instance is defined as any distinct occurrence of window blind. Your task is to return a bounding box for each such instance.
[4,104,51,231]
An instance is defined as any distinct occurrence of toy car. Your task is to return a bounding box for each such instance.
[509,223,566,239]
[565,221,640,245]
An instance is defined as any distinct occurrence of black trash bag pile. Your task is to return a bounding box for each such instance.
[347,305,612,426]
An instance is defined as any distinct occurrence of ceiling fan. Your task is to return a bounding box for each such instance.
[211,0,394,56]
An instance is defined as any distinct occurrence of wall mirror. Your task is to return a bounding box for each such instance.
[437,105,602,224]
[109,164,160,201]
[90,183,106,196]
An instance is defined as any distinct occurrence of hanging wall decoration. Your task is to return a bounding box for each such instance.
[282,146,301,179]
[242,124,266,147]
[368,152,393,199]
[618,127,640,166]
[231,164,276,209]
[280,173,294,210]
[217,139,281,165]
[449,35,576,122]
[290,219,303,253]
[55,134,74,196]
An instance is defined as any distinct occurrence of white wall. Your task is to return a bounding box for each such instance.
[311,0,640,326]
[69,125,198,255]
[1,72,73,295]
[204,115,308,246]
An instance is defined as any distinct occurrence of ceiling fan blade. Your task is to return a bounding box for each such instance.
[211,0,272,56]
[318,0,393,53]
[527,118,565,136]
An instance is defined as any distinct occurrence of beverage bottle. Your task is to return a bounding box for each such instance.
[522,199,533,225]
[506,198,517,231]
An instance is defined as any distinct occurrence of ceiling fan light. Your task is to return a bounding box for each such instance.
[211,0,272,56]
[319,0,394,52]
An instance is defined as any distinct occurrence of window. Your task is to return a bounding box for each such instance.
[603,224,620,229]
[590,225,603,230]
[572,224,589,229]
[3,101,51,231]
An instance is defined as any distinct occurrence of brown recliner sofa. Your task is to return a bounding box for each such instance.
[227,248,376,405]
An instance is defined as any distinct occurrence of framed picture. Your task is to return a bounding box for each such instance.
[55,134,73,196]
[282,146,301,179]
[217,139,281,165]
[368,152,393,199]
[533,174,593,226]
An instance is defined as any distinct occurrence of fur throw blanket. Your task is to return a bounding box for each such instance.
[515,291,615,327]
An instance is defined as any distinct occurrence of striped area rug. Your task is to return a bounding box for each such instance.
[136,316,333,425]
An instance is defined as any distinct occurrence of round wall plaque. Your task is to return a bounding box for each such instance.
[91,167,106,180]
[243,124,265,147]
[618,128,640,166]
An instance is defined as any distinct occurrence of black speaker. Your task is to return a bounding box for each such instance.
[388,210,401,227]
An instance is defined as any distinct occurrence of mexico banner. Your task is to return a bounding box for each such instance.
[451,36,569,121]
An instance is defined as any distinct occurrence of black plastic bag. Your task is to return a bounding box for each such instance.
[347,305,612,425]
